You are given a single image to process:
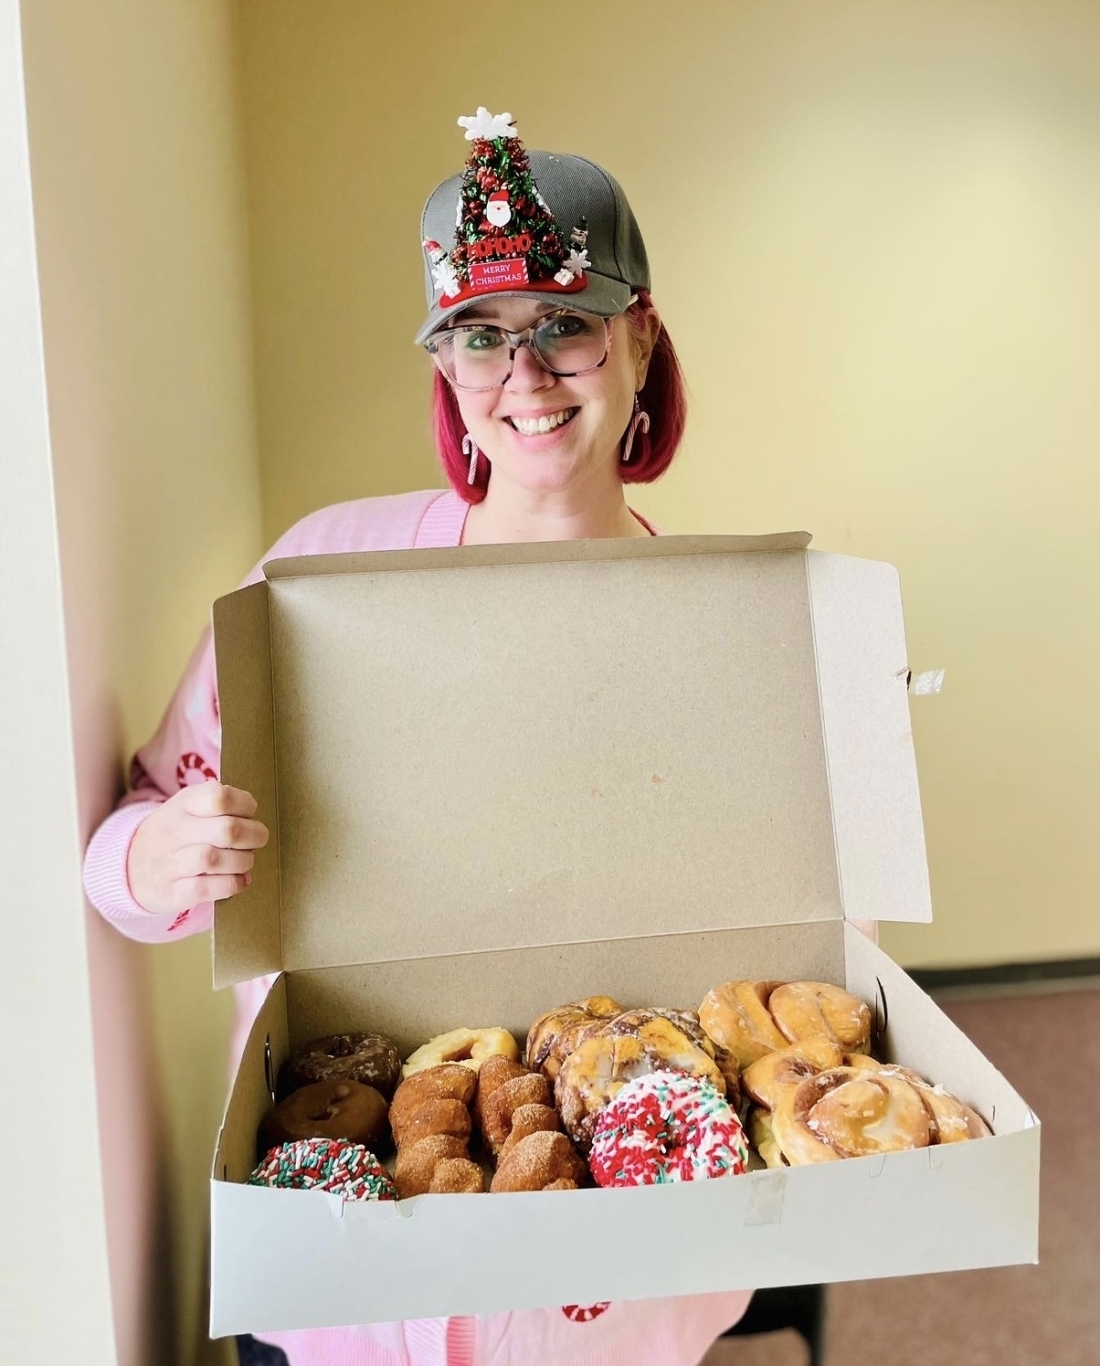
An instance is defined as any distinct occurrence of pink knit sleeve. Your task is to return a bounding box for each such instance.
[81,624,225,943]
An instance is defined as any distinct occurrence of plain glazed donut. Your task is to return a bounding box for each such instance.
[258,1079,389,1156]
[401,1027,519,1079]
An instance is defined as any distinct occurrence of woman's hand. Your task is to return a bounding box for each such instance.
[127,782,269,916]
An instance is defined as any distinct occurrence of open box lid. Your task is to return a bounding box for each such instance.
[212,534,930,987]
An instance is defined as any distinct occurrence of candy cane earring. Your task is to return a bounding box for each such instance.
[620,396,650,464]
[462,433,480,485]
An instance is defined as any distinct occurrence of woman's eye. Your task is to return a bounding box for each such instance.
[541,314,586,341]
[461,329,504,353]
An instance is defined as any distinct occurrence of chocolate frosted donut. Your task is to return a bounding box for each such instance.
[259,1079,390,1156]
[284,1033,402,1100]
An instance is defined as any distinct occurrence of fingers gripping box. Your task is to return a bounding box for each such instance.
[209,535,1039,1336]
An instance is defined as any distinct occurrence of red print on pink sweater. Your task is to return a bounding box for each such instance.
[561,1303,611,1323]
[176,751,216,787]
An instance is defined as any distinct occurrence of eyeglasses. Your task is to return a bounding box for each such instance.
[425,308,618,391]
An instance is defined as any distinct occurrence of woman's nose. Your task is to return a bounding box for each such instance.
[505,340,555,391]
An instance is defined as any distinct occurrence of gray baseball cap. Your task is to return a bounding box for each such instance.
[415,150,651,345]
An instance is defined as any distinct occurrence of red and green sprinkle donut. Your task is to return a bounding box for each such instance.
[249,1138,396,1201]
[589,1071,749,1187]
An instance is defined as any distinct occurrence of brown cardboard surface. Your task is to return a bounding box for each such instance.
[212,582,282,987]
[214,538,936,982]
[282,922,845,1060]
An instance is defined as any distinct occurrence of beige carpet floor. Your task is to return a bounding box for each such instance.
[701,986,1099,1366]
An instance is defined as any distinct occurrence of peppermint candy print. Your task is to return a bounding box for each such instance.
[176,751,216,786]
[561,1302,611,1323]
[589,1071,749,1187]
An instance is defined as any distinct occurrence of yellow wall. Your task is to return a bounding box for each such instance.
[21,1,259,1362]
[236,0,1100,970]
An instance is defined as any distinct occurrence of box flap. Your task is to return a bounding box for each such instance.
[212,582,282,988]
[213,535,929,981]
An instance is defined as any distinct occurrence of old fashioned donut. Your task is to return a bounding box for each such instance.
[249,1138,396,1201]
[698,981,790,1068]
[258,1079,389,1155]
[491,1129,586,1193]
[283,1032,401,1099]
[402,1027,519,1079]
[768,982,872,1054]
[770,1066,930,1165]
[589,1071,749,1187]
[555,1015,725,1150]
[525,997,624,1081]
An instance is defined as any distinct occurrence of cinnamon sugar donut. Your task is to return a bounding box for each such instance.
[389,1063,477,1147]
[393,1134,484,1197]
[491,1129,586,1193]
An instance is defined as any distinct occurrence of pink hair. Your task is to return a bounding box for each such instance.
[430,289,687,504]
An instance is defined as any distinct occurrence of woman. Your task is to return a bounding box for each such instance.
[84,110,752,1366]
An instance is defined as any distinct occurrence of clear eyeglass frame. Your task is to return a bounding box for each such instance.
[424,296,638,392]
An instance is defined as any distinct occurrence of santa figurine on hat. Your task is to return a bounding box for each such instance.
[481,189,512,230]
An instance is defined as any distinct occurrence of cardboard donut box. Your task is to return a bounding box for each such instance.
[208,535,1040,1337]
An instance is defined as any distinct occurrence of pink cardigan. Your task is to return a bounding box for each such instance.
[83,487,752,1366]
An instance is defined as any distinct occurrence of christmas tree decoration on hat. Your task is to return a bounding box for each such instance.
[422,107,591,307]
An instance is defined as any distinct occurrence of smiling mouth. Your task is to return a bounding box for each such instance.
[506,408,579,436]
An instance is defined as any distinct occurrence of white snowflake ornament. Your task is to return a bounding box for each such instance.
[432,258,462,299]
[564,248,591,276]
[458,107,518,141]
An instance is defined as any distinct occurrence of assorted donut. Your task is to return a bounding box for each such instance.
[249,983,991,1199]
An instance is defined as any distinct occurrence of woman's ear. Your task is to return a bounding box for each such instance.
[633,307,662,391]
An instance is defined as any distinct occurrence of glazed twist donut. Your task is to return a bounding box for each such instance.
[698,981,790,1068]
[767,982,873,1054]
[699,980,872,1067]
[475,1054,586,1192]
[389,1063,485,1197]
